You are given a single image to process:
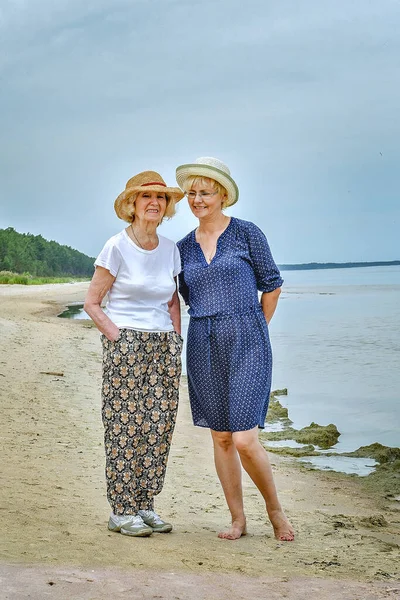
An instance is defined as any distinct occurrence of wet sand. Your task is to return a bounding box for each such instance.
[0,283,399,599]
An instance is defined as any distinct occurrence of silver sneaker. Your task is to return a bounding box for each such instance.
[138,510,173,533]
[108,513,153,537]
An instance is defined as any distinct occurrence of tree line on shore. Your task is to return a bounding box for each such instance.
[1,227,398,280]
[0,228,95,277]
[279,260,400,271]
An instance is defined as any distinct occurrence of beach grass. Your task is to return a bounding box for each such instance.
[0,271,90,285]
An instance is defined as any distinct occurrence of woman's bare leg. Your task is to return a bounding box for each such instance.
[210,430,247,540]
[233,427,294,541]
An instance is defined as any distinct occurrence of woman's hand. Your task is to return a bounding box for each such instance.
[261,287,281,324]
[168,280,181,335]
[107,326,120,342]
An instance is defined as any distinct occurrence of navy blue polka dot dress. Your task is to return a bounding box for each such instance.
[177,217,283,432]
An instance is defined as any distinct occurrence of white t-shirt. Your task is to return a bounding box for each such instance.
[94,229,181,332]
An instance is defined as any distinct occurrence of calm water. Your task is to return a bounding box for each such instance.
[58,303,88,319]
[63,266,400,458]
[265,266,400,452]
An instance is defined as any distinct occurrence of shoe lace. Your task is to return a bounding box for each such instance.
[118,514,144,526]
[140,510,163,524]
[130,515,146,525]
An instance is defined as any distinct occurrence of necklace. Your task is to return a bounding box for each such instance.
[197,216,230,263]
[130,224,144,249]
[130,224,158,250]
[196,231,216,264]
[205,248,216,263]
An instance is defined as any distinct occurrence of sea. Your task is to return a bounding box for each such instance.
[63,265,400,474]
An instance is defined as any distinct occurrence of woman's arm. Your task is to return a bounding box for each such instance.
[168,278,181,335]
[261,287,281,324]
[84,266,120,341]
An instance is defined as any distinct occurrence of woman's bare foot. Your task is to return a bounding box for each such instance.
[268,509,294,541]
[218,519,247,540]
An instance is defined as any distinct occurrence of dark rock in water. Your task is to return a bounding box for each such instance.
[266,395,290,421]
[261,427,296,442]
[344,443,400,495]
[264,445,318,458]
[295,422,340,449]
[271,388,288,396]
[345,443,400,464]
[261,422,340,449]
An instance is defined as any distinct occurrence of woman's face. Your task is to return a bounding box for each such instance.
[186,178,224,220]
[134,191,167,224]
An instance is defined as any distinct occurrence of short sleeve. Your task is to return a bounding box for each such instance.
[245,223,283,292]
[173,243,181,277]
[94,239,122,277]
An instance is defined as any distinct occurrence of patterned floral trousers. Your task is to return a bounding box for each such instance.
[101,329,182,515]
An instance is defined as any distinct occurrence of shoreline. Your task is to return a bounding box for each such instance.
[262,392,400,484]
[0,283,399,597]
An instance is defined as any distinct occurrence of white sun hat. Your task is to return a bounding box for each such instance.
[176,157,239,207]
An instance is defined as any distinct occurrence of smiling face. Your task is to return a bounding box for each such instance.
[133,190,167,224]
[186,177,226,220]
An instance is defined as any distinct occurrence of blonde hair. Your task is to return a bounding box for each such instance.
[183,176,229,209]
[125,191,177,223]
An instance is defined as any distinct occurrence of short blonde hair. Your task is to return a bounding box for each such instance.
[125,191,177,224]
[183,176,229,209]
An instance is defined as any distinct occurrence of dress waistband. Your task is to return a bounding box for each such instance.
[190,305,264,373]
[190,305,262,321]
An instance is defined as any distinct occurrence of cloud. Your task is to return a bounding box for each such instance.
[1,0,399,262]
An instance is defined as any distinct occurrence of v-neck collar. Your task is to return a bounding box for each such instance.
[192,217,234,266]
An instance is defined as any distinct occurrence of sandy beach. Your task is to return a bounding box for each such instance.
[0,283,399,599]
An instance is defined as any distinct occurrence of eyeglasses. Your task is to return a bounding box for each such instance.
[185,191,218,200]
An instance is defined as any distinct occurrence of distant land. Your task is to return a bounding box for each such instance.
[1,228,399,275]
[278,261,400,271]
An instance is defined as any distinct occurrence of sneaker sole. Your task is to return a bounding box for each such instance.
[120,526,153,537]
[150,525,173,533]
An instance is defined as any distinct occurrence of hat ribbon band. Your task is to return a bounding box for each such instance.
[141,182,166,187]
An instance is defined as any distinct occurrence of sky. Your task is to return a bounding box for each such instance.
[0,0,399,263]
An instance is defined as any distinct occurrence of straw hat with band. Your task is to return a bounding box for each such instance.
[176,157,239,207]
[114,171,185,222]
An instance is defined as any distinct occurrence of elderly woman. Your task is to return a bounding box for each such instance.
[176,157,294,541]
[84,171,184,537]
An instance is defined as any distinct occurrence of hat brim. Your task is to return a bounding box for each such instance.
[176,164,239,207]
[114,185,184,223]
